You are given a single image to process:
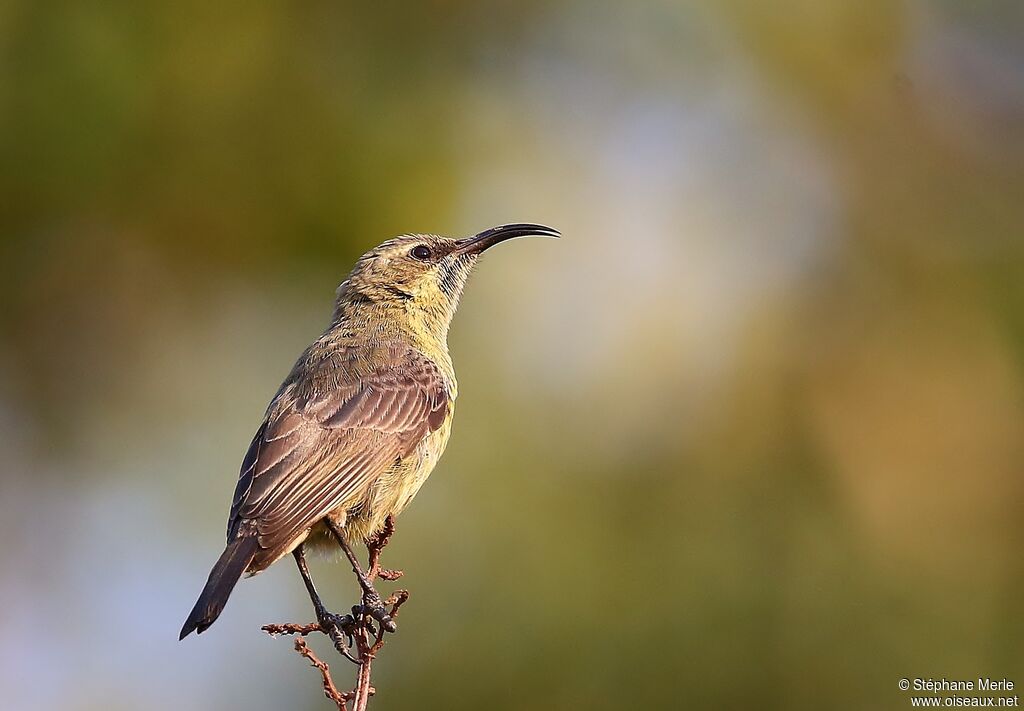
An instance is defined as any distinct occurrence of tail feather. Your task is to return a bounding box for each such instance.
[179,537,258,640]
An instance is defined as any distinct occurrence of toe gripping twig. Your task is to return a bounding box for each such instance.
[262,516,409,711]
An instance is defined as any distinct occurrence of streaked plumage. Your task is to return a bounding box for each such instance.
[180,224,558,639]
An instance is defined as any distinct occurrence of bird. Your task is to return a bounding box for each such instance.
[180,223,559,641]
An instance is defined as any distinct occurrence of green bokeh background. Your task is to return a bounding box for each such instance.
[1,2,1022,709]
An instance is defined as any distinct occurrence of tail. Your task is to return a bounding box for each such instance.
[179,537,258,640]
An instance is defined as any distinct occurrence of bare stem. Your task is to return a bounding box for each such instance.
[263,515,406,710]
[295,637,354,710]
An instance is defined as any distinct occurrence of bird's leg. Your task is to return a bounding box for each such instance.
[293,546,331,622]
[292,546,359,662]
[324,519,397,633]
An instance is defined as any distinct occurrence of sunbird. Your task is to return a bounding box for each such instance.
[180,223,559,640]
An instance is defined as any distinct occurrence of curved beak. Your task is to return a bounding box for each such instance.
[453,223,561,256]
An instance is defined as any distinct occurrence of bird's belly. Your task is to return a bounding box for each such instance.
[334,416,453,544]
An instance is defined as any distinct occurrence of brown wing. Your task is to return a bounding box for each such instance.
[227,347,449,564]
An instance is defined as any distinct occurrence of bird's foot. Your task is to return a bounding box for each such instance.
[320,610,358,635]
[315,610,360,663]
[352,596,397,634]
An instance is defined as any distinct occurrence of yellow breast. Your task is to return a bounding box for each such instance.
[331,403,455,544]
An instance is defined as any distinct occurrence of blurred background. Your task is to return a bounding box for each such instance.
[1,1,1023,709]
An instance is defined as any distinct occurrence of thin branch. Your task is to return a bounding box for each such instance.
[294,637,355,711]
[351,635,375,711]
[262,622,322,637]
[263,515,406,710]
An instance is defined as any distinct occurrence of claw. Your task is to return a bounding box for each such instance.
[316,612,360,664]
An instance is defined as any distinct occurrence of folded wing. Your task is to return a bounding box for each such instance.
[227,346,449,568]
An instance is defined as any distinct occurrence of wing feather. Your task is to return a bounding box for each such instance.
[226,345,450,563]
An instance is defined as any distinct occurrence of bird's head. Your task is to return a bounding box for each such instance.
[334,223,560,339]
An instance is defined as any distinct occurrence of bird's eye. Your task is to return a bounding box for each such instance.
[410,245,432,261]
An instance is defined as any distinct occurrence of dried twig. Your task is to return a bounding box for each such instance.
[295,637,355,710]
[262,622,322,637]
[263,515,406,710]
